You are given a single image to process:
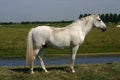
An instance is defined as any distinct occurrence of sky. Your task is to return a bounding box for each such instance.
[0,0,120,22]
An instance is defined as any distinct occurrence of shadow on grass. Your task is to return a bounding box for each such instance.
[10,67,29,73]
[10,65,70,73]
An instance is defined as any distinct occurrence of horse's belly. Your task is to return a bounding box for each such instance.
[47,40,71,49]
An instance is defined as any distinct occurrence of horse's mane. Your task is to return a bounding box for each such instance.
[80,14,98,23]
[67,15,94,28]
[59,14,99,29]
[75,14,99,26]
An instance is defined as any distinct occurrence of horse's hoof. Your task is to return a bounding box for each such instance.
[44,68,48,72]
[45,70,48,73]
[30,71,34,74]
[45,71,49,74]
[72,70,75,73]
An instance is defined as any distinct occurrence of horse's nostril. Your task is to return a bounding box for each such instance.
[101,28,106,32]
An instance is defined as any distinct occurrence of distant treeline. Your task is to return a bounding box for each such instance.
[79,13,120,23]
[20,20,72,25]
[0,21,72,25]
[0,13,120,24]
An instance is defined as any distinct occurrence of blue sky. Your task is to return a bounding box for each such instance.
[0,0,120,22]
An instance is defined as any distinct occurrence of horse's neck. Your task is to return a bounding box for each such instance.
[72,20,93,36]
[81,22,93,36]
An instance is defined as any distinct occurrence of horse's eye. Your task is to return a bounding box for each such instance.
[98,19,101,22]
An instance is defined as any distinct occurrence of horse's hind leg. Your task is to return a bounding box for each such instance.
[30,49,39,74]
[38,47,48,72]
[30,58,35,74]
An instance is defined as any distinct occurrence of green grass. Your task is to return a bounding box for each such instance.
[0,28,29,57]
[0,23,120,57]
[0,62,120,80]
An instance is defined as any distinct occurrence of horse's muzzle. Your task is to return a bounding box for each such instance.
[101,28,106,32]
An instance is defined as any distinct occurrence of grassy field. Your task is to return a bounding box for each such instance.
[0,62,120,80]
[0,23,120,57]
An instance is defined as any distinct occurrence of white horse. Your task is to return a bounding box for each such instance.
[26,14,106,74]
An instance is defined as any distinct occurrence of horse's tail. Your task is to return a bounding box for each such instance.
[26,28,34,69]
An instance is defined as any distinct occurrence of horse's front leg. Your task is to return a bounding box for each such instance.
[70,45,79,73]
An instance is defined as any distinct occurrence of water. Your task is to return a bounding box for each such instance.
[0,56,120,66]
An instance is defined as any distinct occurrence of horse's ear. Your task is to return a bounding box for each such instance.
[90,14,99,18]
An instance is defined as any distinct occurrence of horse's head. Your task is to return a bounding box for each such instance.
[93,14,107,32]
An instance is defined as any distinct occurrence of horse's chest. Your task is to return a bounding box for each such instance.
[71,34,85,46]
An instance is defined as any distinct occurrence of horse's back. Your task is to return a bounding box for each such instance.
[33,26,52,32]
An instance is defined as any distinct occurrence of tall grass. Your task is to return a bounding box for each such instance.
[0,23,120,57]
